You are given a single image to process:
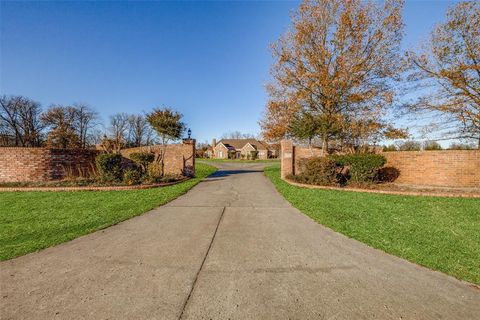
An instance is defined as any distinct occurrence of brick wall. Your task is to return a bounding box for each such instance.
[0,140,195,183]
[280,140,479,188]
[0,148,98,182]
[121,140,195,177]
[383,150,479,188]
[280,140,325,178]
[294,146,325,172]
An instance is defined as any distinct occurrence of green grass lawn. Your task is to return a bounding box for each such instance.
[200,158,280,163]
[0,163,216,261]
[265,165,480,285]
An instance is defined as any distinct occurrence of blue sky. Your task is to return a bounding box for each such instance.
[1,0,458,143]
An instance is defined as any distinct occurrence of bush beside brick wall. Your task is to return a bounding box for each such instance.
[280,140,325,178]
[121,140,195,177]
[294,146,325,172]
[0,148,99,182]
[280,140,479,188]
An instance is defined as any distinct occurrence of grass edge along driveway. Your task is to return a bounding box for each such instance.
[264,165,480,285]
[0,163,217,261]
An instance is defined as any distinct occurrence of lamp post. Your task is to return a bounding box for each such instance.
[187,128,192,139]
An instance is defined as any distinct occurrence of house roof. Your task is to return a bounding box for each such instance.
[217,139,271,151]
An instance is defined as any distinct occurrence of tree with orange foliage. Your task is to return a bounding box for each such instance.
[260,0,407,152]
[406,1,479,148]
[41,105,80,149]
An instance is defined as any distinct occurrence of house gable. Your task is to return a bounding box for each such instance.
[211,138,277,159]
[213,142,230,159]
[240,143,256,152]
[214,142,229,152]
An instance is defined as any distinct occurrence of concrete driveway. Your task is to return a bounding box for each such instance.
[1,162,479,319]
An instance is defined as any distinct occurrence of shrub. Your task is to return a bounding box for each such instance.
[61,164,96,181]
[144,162,183,183]
[398,140,421,151]
[448,143,475,150]
[294,156,338,186]
[195,149,206,158]
[123,168,142,185]
[333,153,386,184]
[129,152,155,172]
[145,162,163,182]
[376,166,400,183]
[382,144,397,152]
[95,153,123,182]
[423,140,442,150]
[145,163,182,184]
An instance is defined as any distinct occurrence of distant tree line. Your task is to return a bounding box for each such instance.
[221,131,257,140]
[0,95,179,149]
[383,140,476,152]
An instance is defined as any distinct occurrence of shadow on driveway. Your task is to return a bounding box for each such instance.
[209,170,263,178]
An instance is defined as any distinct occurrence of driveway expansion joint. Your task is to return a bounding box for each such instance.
[178,206,226,320]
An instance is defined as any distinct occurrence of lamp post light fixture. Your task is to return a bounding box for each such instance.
[187,128,192,139]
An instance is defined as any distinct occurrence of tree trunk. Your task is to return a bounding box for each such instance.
[322,135,328,154]
[158,139,169,177]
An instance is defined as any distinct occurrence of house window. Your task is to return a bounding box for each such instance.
[219,151,223,158]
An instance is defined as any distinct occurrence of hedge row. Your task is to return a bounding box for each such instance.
[291,153,388,186]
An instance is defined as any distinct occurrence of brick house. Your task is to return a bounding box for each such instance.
[211,138,278,159]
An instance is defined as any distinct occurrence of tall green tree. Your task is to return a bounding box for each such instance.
[288,111,321,146]
[146,108,185,176]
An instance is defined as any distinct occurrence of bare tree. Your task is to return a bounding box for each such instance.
[144,126,156,146]
[40,104,100,149]
[127,114,151,147]
[406,1,480,147]
[195,140,211,158]
[89,128,106,146]
[0,95,44,147]
[221,131,256,139]
[74,103,100,148]
[196,140,210,150]
[108,113,130,150]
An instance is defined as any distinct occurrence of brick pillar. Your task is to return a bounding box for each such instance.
[280,140,294,179]
[182,139,196,177]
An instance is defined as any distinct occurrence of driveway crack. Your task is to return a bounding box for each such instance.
[178,206,226,320]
